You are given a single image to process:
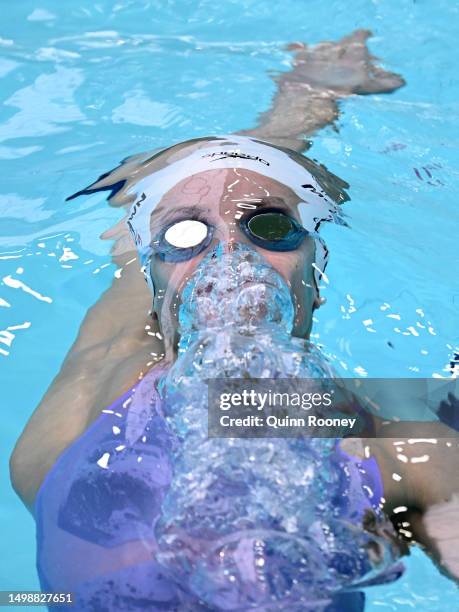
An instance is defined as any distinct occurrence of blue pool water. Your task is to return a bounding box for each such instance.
[0,0,458,609]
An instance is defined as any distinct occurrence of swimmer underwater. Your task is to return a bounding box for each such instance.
[10,30,459,611]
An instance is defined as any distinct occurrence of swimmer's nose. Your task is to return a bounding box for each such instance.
[219,239,238,253]
[208,239,238,260]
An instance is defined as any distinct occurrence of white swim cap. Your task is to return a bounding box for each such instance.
[68,135,349,293]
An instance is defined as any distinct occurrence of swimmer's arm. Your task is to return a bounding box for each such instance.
[237,29,405,153]
[10,241,161,511]
[368,424,459,585]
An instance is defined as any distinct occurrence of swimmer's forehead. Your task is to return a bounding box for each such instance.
[134,136,306,226]
[150,167,301,225]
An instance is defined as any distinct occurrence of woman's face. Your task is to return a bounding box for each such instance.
[148,168,319,352]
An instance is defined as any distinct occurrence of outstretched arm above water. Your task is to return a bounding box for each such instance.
[10,30,405,509]
[238,29,405,152]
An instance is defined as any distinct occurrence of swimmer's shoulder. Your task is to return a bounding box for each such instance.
[10,249,162,511]
[10,358,166,512]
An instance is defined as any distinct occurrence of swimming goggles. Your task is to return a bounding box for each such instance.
[152,208,311,264]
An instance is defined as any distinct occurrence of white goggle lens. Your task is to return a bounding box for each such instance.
[164,219,208,249]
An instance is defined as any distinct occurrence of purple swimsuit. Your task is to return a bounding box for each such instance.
[34,367,397,611]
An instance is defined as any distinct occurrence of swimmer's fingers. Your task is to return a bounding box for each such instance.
[286,29,373,68]
[285,42,307,52]
[335,30,406,94]
[338,29,373,45]
[354,63,406,95]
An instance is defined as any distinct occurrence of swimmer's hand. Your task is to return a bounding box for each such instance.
[284,29,405,96]
[422,494,459,583]
[239,29,405,152]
